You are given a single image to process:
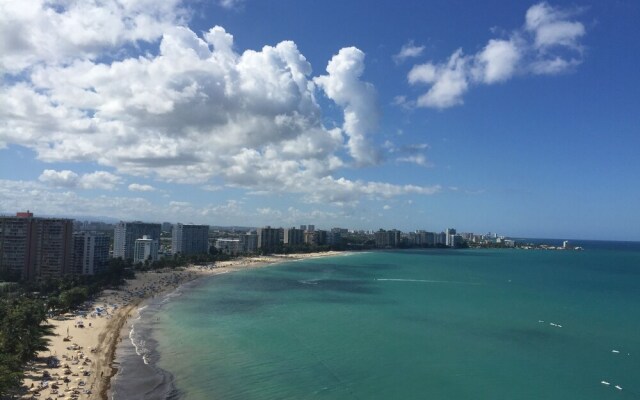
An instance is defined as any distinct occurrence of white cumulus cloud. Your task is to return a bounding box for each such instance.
[128,183,156,192]
[409,49,470,109]
[38,169,121,190]
[407,2,587,109]
[0,0,186,73]
[38,170,79,188]
[1,2,440,206]
[393,40,426,64]
[315,47,381,166]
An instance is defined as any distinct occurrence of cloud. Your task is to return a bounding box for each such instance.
[38,169,121,190]
[314,47,381,166]
[301,177,441,205]
[409,49,470,108]
[0,0,186,73]
[218,0,244,10]
[393,40,425,64]
[79,171,123,190]
[201,200,244,218]
[475,39,521,84]
[38,170,79,188]
[0,179,154,220]
[0,178,379,227]
[391,95,415,110]
[525,2,585,50]
[397,154,431,167]
[201,184,222,192]
[128,183,156,192]
[407,2,587,109]
[383,141,432,167]
[0,3,439,207]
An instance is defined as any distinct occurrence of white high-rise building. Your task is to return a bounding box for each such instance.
[133,235,159,264]
[446,228,457,247]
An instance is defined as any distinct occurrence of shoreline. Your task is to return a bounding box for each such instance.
[19,251,345,400]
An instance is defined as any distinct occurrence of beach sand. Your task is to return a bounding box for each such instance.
[19,251,343,400]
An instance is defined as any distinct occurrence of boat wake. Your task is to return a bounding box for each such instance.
[376,278,481,285]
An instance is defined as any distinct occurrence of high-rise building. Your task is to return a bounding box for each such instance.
[113,221,161,260]
[257,226,282,253]
[161,222,173,233]
[240,232,258,253]
[172,224,210,255]
[315,230,327,245]
[0,212,73,280]
[72,232,110,275]
[33,217,74,279]
[426,232,436,246]
[327,229,342,246]
[374,229,401,248]
[215,238,241,255]
[436,232,447,246]
[0,213,35,279]
[283,227,304,245]
[450,234,464,248]
[133,235,159,264]
[446,228,457,247]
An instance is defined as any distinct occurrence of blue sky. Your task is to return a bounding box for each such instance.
[1,0,638,240]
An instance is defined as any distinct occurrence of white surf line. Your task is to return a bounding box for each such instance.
[376,278,481,285]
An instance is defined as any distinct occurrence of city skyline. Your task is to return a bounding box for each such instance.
[1,1,639,241]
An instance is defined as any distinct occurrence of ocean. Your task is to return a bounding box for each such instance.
[110,242,640,399]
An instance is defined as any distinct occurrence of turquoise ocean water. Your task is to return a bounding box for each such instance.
[112,243,640,399]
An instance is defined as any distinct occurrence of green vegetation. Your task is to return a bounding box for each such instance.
[0,297,51,394]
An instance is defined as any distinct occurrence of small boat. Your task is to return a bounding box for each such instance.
[601,381,610,385]
[615,385,623,390]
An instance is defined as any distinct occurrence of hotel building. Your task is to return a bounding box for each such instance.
[113,221,161,260]
[172,223,210,255]
[0,212,73,280]
[72,232,110,275]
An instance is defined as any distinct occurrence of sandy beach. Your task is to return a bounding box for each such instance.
[19,252,343,400]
